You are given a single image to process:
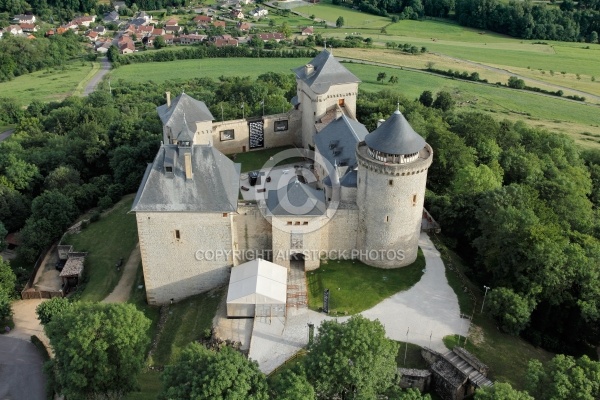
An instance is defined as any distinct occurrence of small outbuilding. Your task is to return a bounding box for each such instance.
[226,259,287,318]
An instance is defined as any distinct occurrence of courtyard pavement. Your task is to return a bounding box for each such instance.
[247,232,467,374]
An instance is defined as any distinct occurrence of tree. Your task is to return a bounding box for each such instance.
[304,316,399,399]
[451,164,502,195]
[475,382,533,399]
[30,190,78,240]
[160,343,268,400]
[35,297,72,325]
[280,22,291,38]
[0,258,16,321]
[44,165,81,190]
[432,91,455,111]
[377,72,387,82]
[486,287,536,335]
[527,355,600,400]
[269,368,315,400]
[507,76,525,89]
[336,16,344,28]
[45,302,151,399]
[419,90,434,107]
[154,35,166,49]
[389,75,399,84]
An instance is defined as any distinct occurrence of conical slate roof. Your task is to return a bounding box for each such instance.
[364,110,425,155]
[292,49,360,94]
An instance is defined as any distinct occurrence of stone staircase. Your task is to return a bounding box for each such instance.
[443,350,494,388]
[287,260,308,309]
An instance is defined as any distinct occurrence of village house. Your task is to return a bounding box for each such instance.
[6,25,23,35]
[103,11,120,23]
[213,20,226,28]
[12,14,36,24]
[178,34,207,45]
[193,15,213,25]
[250,7,268,18]
[237,21,251,31]
[255,32,284,42]
[73,15,96,27]
[302,26,314,36]
[231,9,244,19]
[19,23,38,32]
[93,25,107,35]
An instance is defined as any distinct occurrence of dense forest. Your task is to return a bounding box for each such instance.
[1,74,599,354]
[0,31,87,82]
[339,0,600,42]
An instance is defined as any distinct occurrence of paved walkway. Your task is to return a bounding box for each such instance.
[83,57,111,96]
[102,243,141,303]
[248,233,467,374]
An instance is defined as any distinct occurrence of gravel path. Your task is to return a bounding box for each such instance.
[83,57,111,96]
[102,243,141,303]
[248,232,467,373]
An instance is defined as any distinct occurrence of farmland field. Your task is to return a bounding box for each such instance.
[294,2,390,28]
[0,62,97,106]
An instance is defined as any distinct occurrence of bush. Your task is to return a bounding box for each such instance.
[90,212,101,223]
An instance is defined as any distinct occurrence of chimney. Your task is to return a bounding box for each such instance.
[335,107,343,120]
[305,64,314,76]
[184,153,193,180]
[166,91,171,108]
[377,119,385,128]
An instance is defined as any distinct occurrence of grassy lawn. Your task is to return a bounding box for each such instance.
[108,58,308,84]
[307,250,425,315]
[431,234,553,390]
[294,2,390,28]
[62,195,138,302]
[0,62,96,106]
[152,287,225,366]
[232,145,304,172]
[125,370,162,400]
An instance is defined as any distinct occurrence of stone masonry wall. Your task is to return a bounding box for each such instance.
[211,110,301,155]
[232,203,272,265]
[136,212,233,305]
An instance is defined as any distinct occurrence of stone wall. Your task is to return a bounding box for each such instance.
[232,203,272,265]
[398,368,432,392]
[136,211,234,305]
[211,111,301,155]
[322,205,359,257]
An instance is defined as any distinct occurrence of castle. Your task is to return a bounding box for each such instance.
[131,50,433,305]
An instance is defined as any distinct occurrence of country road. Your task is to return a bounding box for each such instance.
[83,57,111,96]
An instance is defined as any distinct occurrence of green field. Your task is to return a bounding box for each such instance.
[294,2,390,28]
[307,253,425,315]
[0,62,97,106]
[62,195,138,302]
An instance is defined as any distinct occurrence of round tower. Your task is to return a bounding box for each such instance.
[356,109,433,268]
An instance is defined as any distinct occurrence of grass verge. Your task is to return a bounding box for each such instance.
[396,340,429,369]
[125,370,162,400]
[152,287,226,366]
[431,234,553,390]
[307,250,425,315]
[62,195,138,302]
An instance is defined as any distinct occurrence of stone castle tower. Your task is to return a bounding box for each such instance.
[292,50,360,149]
[356,109,433,268]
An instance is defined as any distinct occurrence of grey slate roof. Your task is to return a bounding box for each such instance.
[157,93,214,139]
[292,50,360,94]
[314,114,367,168]
[364,110,426,155]
[131,144,240,212]
[323,166,357,188]
[266,181,326,216]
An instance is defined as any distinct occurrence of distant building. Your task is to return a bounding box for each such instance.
[250,7,268,18]
[12,14,36,24]
[301,26,314,36]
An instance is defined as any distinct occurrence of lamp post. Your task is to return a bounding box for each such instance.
[481,285,491,313]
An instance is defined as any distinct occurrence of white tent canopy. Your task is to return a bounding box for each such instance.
[227,259,288,318]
